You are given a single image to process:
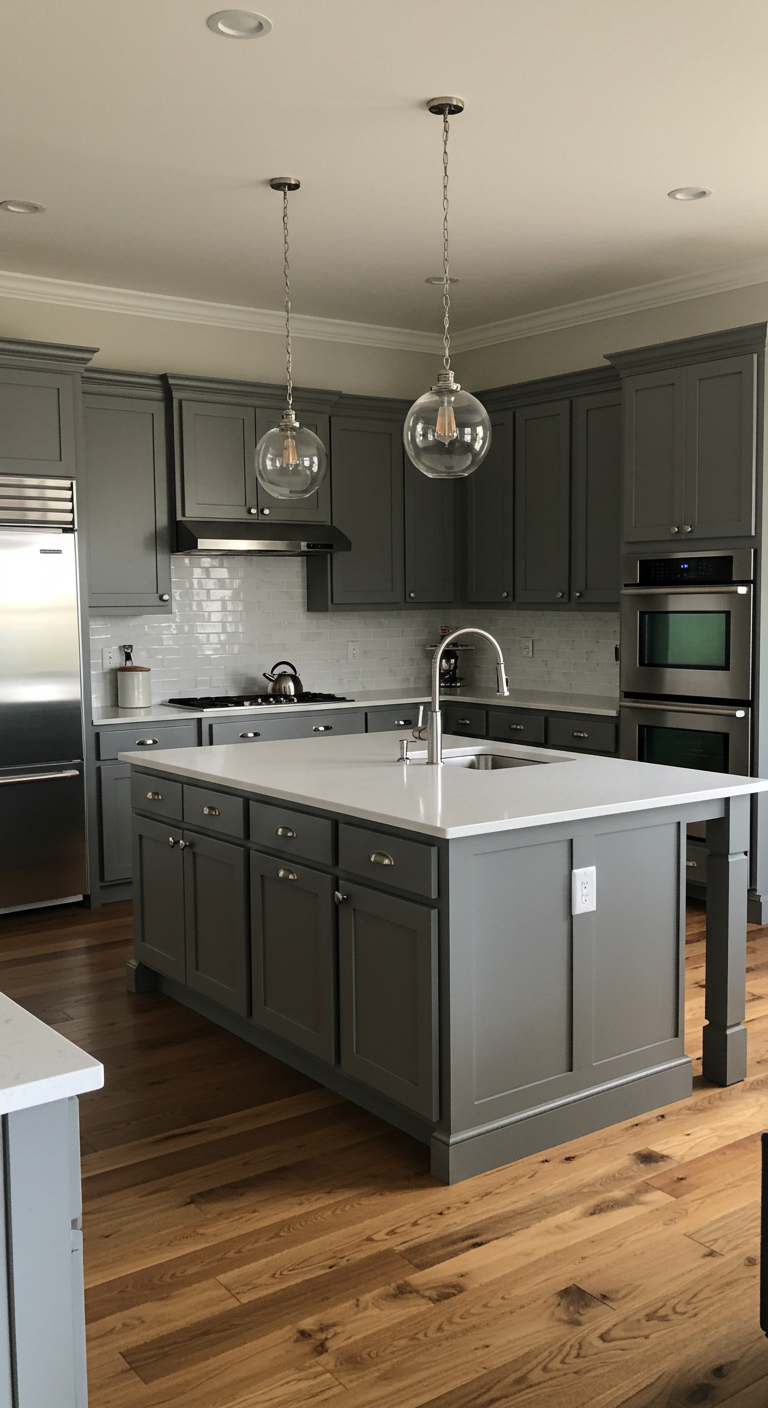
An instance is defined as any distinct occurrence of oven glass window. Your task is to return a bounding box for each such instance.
[639,724,728,773]
[639,611,730,670]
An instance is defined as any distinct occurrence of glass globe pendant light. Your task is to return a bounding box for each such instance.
[255,177,328,499]
[404,98,492,480]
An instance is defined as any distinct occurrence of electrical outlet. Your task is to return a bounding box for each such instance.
[519,638,534,658]
[347,641,359,663]
[571,866,597,915]
[101,646,119,670]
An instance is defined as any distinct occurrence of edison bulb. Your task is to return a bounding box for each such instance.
[404,379,491,479]
[255,418,327,499]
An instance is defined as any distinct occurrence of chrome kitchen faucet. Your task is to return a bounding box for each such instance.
[416,628,509,764]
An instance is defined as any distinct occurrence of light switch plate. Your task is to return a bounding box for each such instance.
[519,638,534,657]
[101,646,119,670]
[347,641,359,663]
[571,866,596,915]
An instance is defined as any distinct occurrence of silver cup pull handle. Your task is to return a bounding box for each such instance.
[135,738,158,746]
[276,826,296,838]
[334,891,348,905]
[202,806,219,817]
[370,851,394,867]
[278,867,298,881]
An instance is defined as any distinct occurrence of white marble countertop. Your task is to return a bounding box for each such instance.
[94,686,619,726]
[0,994,103,1115]
[120,730,767,840]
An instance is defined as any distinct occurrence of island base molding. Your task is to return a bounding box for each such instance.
[430,1057,692,1184]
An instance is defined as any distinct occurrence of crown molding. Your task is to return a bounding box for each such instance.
[451,255,768,352]
[0,268,440,355]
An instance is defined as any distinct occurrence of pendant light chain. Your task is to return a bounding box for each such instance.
[442,110,451,373]
[282,187,293,411]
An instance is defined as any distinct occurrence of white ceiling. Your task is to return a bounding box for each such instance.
[2,0,768,336]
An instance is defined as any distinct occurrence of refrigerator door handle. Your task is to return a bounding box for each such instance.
[0,769,80,785]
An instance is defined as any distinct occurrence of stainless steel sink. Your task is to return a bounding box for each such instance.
[442,752,546,770]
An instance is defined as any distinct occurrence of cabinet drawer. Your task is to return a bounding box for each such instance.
[183,785,246,839]
[99,722,198,760]
[339,823,437,899]
[250,800,333,866]
[366,707,422,733]
[210,710,364,746]
[130,770,183,821]
[487,709,546,745]
[547,714,617,754]
[686,841,708,885]
[210,719,268,745]
[443,705,487,737]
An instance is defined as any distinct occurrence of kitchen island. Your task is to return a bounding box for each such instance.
[122,731,767,1183]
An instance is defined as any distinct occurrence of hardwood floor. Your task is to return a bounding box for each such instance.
[2,897,768,1407]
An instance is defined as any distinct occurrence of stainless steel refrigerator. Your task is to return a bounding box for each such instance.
[0,477,87,911]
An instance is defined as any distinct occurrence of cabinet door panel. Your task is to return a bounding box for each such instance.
[623,368,685,542]
[254,405,331,522]
[250,852,336,1063]
[515,399,571,602]
[98,763,133,883]
[184,831,249,1015]
[571,392,621,602]
[132,816,186,980]
[465,413,514,603]
[404,462,455,604]
[684,355,756,539]
[83,394,171,611]
[0,370,76,477]
[329,417,404,604]
[338,882,438,1119]
[180,400,258,519]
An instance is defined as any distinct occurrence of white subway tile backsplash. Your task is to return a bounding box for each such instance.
[88,557,619,707]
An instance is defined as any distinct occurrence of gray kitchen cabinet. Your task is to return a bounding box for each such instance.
[548,713,617,754]
[0,367,79,479]
[404,460,455,604]
[487,708,546,746]
[464,412,514,604]
[208,709,364,746]
[514,399,571,603]
[250,851,336,1063]
[571,390,622,603]
[82,378,172,612]
[442,703,488,737]
[98,762,133,882]
[337,880,439,1120]
[611,339,757,544]
[132,814,187,981]
[254,403,331,523]
[178,398,258,520]
[184,830,249,1016]
[97,720,199,759]
[366,705,423,733]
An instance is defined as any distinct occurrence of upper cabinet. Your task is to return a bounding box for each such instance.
[0,338,96,480]
[165,376,336,527]
[571,390,622,603]
[464,412,514,604]
[81,372,172,614]
[608,327,760,546]
[514,399,571,604]
[404,458,455,605]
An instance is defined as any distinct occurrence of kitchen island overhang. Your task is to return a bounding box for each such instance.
[121,732,768,1183]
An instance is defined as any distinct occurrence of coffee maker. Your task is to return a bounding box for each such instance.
[439,646,461,689]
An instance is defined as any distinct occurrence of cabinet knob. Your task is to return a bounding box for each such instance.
[276,825,296,838]
[178,839,190,850]
[202,805,219,817]
[147,791,162,800]
[168,836,176,847]
[556,591,564,599]
[261,507,271,516]
[160,593,170,602]
[670,526,679,534]
[684,525,692,533]
[574,591,582,598]
[369,850,395,866]
[239,731,260,739]
[501,591,509,599]
[334,890,348,905]
[409,591,416,599]
[135,739,158,746]
[277,867,297,881]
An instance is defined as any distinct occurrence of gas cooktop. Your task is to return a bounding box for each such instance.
[166,692,351,711]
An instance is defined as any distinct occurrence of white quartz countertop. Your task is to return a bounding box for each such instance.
[0,994,103,1115]
[94,686,619,726]
[120,729,767,840]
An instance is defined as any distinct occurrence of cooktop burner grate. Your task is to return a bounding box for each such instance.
[166,692,351,711]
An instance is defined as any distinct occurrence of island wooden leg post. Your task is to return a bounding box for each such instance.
[703,795,750,1085]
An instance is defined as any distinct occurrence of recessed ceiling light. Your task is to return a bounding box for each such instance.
[206,10,272,37]
[425,276,459,285]
[668,187,711,201]
[0,200,44,214]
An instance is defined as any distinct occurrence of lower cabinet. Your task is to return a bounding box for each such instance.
[250,851,336,1063]
[337,881,439,1121]
[98,763,133,882]
[132,815,249,1014]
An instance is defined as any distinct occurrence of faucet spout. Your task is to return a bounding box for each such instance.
[427,627,509,765]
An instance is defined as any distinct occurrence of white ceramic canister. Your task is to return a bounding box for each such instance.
[117,645,151,708]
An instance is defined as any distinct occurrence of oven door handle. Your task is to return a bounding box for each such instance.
[621,585,751,596]
[620,700,747,718]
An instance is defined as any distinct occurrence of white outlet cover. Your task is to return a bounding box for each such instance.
[571,866,596,915]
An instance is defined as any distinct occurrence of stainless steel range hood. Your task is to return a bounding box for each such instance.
[174,519,351,556]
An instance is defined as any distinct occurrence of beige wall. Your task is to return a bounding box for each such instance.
[454,281,768,390]
[0,293,436,400]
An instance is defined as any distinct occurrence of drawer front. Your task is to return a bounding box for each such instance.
[210,718,269,746]
[210,710,364,746]
[183,784,246,839]
[98,722,198,760]
[250,800,333,866]
[487,709,545,745]
[443,705,487,737]
[366,706,422,734]
[339,823,438,899]
[547,714,617,754]
[130,770,183,821]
